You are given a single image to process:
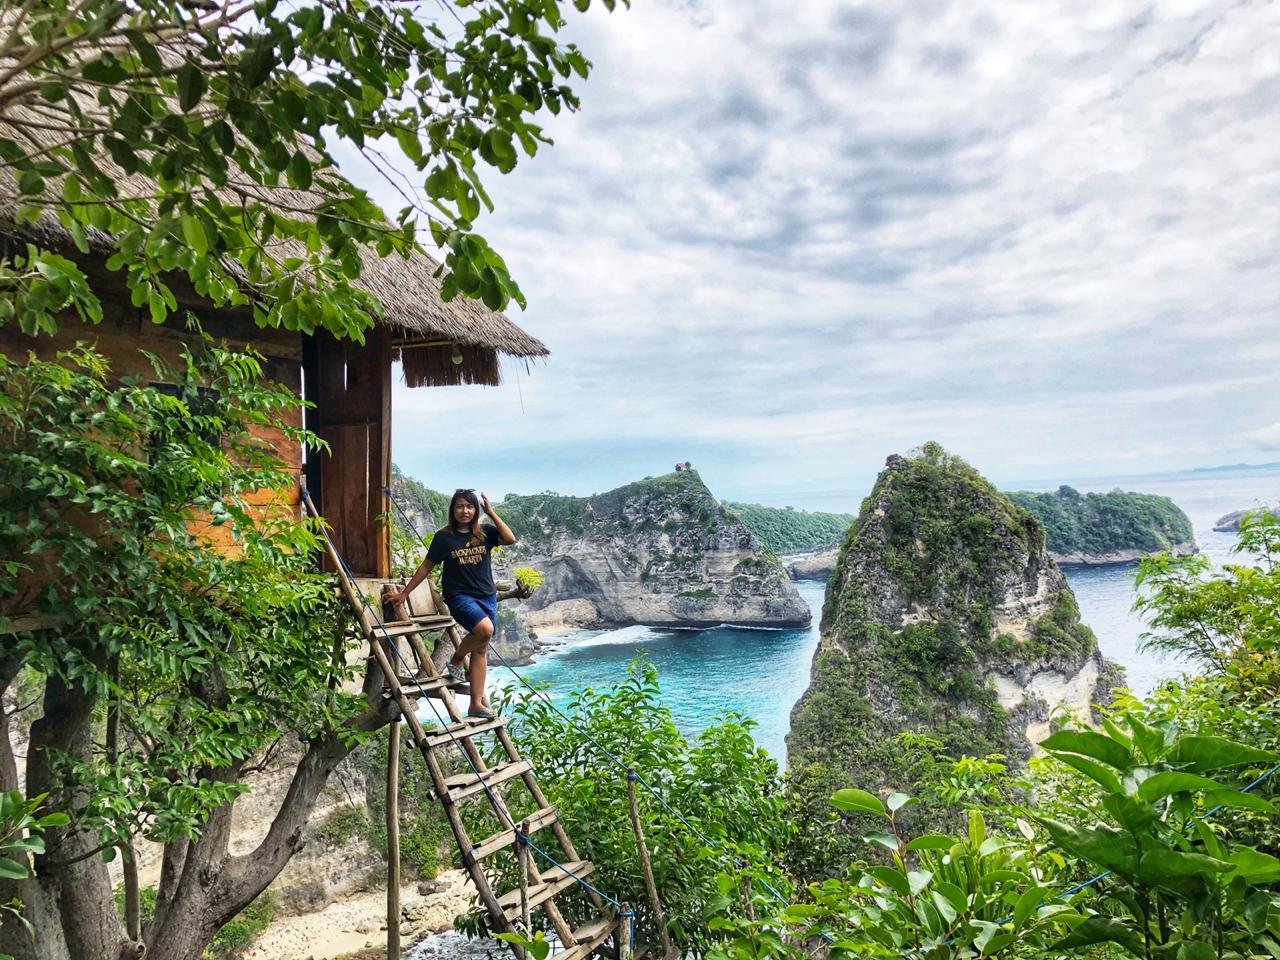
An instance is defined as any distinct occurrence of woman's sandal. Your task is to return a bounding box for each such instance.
[444,661,466,683]
[466,705,496,720]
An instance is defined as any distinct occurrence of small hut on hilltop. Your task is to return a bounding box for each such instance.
[0,157,547,578]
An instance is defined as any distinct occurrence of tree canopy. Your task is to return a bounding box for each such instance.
[0,0,619,339]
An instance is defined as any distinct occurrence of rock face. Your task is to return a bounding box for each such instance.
[789,446,1114,795]
[787,548,839,581]
[1213,508,1274,533]
[498,471,810,631]
[1005,485,1196,566]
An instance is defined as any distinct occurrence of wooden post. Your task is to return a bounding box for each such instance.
[618,904,632,960]
[517,820,532,934]
[626,770,674,960]
[387,717,401,960]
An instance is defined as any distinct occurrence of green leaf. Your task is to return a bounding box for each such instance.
[1040,729,1131,770]
[886,792,912,812]
[178,63,206,112]
[18,170,43,196]
[1202,788,1276,814]
[1169,736,1280,772]
[1036,818,1139,879]
[181,215,209,256]
[907,869,932,896]
[831,788,886,818]
[1138,849,1232,888]
[0,857,28,880]
[1228,847,1280,883]
[1137,770,1227,802]
[1052,752,1123,795]
[1053,915,1145,955]
[904,834,956,852]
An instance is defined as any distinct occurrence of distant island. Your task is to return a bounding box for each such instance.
[720,501,855,553]
[1214,506,1274,532]
[1004,485,1196,565]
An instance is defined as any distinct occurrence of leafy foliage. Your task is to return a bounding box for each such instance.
[0,346,372,957]
[0,0,623,339]
[1006,486,1194,558]
[1135,507,1280,673]
[0,792,69,960]
[720,503,855,554]
[466,660,794,957]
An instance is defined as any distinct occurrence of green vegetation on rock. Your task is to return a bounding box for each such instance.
[390,465,450,530]
[1005,485,1194,558]
[720,502,855,553]
[791,444,1100,830]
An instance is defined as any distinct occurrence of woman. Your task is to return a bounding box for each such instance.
[387,488,517,718]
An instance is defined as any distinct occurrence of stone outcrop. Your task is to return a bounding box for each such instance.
[789,446,1114,795]
[498,471,810,631]
[787,549,839,581]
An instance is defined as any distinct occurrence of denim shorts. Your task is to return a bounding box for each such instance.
[447,592,498,632]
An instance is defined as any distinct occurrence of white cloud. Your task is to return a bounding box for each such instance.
[373,0,1280,503]
[1247,422,1280,450]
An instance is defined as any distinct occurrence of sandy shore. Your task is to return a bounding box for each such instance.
[243,870,473,960]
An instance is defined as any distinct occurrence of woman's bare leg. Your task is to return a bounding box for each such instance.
[448,617,493,712]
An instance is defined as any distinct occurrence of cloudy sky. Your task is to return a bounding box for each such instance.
[377,0,1280,510]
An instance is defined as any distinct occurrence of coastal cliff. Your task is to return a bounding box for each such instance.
[497,471,810,631]
[1005,485,1196,566]
[789,445,1114,796]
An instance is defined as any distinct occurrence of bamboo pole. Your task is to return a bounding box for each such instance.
[618,904,632,960]
[387,718,401,960]
[626,771,674,960]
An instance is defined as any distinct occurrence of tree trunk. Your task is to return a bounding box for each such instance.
[22,649,127,960]
[0,645,396,960]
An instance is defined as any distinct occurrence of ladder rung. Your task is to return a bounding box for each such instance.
[557,917,619,960]
[422,714,507,749]
[469,805,558,863]
[369,617,452,640]
[497,861,594,921]
[388,675,468,698]
[444,761,533,803]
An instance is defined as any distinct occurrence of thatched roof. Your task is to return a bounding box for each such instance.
[0,100,547,386]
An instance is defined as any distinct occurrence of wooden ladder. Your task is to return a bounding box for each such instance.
[306,497,622,960]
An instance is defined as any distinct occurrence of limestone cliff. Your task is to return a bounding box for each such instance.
[497,471,810,631]
[789,446,1114,795]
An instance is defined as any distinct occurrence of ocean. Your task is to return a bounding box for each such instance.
[497,466,1278,764]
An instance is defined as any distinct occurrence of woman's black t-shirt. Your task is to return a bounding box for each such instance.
[426,524,500,599]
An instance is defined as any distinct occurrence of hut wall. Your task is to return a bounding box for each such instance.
[0,304,305,558]
[302,328,392,578]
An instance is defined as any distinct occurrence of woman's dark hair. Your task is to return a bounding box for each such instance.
[448,488,483,540]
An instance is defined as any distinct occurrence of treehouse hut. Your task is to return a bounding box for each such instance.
[0,206,547,580]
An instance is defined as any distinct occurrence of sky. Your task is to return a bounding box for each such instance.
[367,0,1280,511]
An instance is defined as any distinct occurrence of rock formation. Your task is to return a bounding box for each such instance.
[498,471,810,631]
[789,446,1115,796]
[1005,485,1196,566]
[787,549,839,581]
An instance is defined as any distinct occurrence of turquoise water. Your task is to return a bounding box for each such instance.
[498,467,1277,766]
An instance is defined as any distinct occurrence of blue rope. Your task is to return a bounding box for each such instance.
[384,486,795,911]
[304,489,625,921]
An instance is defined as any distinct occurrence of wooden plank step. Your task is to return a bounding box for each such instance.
[368,618,452,640]
[444,761,533,803]
[468,805,558,863]
[557,916,619,960]
[421,714,506,749]
[388,675,469,699]
[496,861,594,921]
